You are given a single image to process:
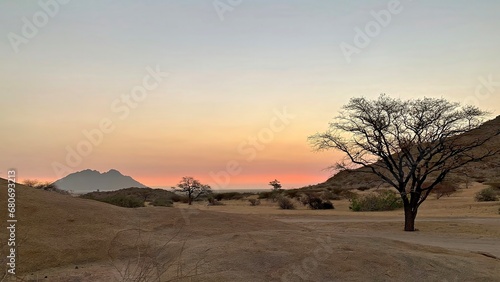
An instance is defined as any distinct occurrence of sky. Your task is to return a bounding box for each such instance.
[1,0,499,189]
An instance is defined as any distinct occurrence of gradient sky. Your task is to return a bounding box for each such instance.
[1,0,499,189]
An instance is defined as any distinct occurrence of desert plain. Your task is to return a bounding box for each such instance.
[1,178,499,282]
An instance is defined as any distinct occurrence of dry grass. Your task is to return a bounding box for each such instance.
[1,179,499,281]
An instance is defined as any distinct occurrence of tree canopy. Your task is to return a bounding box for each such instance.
[310,94,500,231]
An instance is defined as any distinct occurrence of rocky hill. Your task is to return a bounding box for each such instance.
[304,115,500,191]
[53,169,147,192]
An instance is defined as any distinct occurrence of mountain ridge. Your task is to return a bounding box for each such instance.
[53,169,147,192]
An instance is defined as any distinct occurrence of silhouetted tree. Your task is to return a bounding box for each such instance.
[269,179,282,191]
[173,176,211,205]
[310,94,500,231]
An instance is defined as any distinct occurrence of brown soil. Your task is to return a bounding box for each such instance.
[1,179,499,281]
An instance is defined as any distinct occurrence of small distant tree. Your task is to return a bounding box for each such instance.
[173,176,211,205]
[269,179,282,191]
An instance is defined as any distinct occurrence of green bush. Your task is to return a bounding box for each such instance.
[151,197,173,207]
[350,190,403,212]
[101,195,145,208]
[277,196,295,209]
[475,188,499,202]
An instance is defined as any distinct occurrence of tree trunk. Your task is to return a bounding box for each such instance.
[404,205,417,231]
[188,191,192,205]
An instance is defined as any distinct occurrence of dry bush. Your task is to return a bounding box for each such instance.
[430,182,459,199]
[207,196,224,206]
[300,193,335,209]
[248,199,261,206]
[23,179,70,195]
[277,196,295,209]
[475,188,499,202]
[356,186,371,191]
[151,198,173,207]
[214,192,253,201]
[109,228,209,281]
[484,182,500,190]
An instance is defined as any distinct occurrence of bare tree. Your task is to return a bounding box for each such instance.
[309,94,500,231]
[173,177,211,205]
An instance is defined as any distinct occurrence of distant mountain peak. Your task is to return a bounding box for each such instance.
[54,169,147,192]
[106,169,122,175]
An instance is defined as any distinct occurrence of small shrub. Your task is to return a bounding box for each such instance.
[321,191,340,201]
[350,190,403,211]
[475,177,486,183]
[484,182,500,190]
[258,191,282,202]
[258,191,272,199]
[340,190,358,200]
[214,192,248,201]
[285,189,300,199]
[357,186,370,191]
[207,196,224,206]
[151,198,173,207]
[248,199,261,206]
[300,193,335,210]
[431,182,458,199]
[24,180,70,195]
[278,197,295,209]
[475,188,499,202]
[170,194,182,202]
[102,195,145,208]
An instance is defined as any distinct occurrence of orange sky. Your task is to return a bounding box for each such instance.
[1,1,499,189]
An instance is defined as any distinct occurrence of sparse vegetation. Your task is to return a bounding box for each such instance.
[484,182,500,190]
[23,179,70,195]
[300,193,335,209]
[101,195,145,208]
[430,182,459,199]
[258,189,282,202]
[81,187,176,208]
[475,188,499,202]
[214,191,254,201]
[350,190,403,212]
[151,197,173,207]
[258,191,273,199]
[207,196,224,206]
[277,196,295,209]
[248,199,261,206]
[173,176,212,205]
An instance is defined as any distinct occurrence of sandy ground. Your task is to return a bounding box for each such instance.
[1,180,499,281]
